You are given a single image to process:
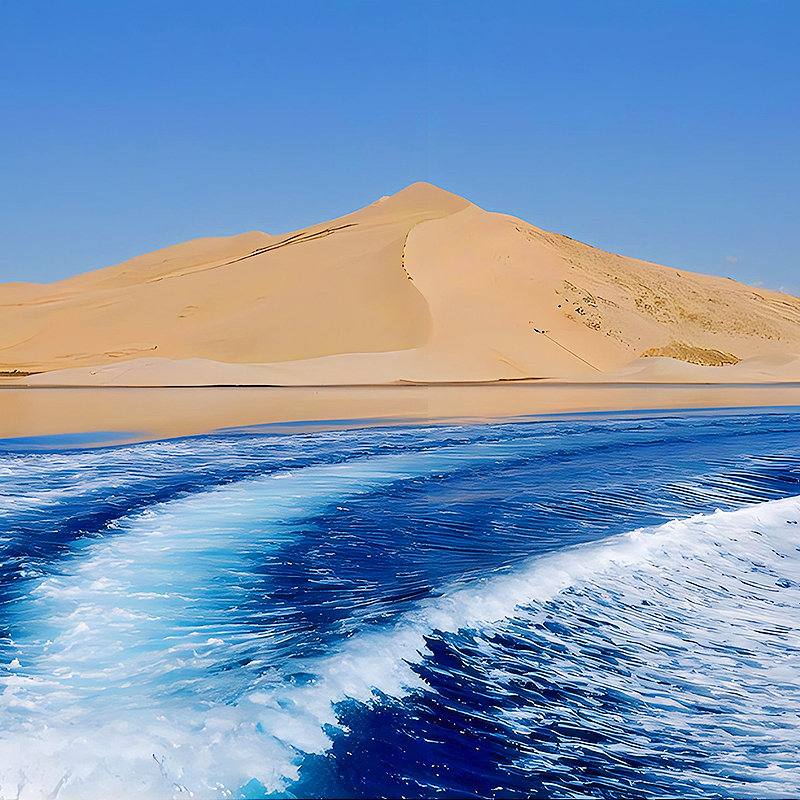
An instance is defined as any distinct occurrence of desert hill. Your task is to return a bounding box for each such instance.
[3,182,800,385]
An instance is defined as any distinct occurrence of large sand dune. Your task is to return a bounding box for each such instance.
[3,182,800,386]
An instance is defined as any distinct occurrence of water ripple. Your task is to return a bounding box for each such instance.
[0,409,799,798]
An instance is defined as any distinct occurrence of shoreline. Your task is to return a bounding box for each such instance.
[3,382,800,446]
[5,378,800,389]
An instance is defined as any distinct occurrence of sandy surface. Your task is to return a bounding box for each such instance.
[4,182,800,387]
[582,353,800,383]
[3,383,800,443]
[13,352,800,388]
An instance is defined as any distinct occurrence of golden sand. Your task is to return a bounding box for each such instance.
[2,183,799,391]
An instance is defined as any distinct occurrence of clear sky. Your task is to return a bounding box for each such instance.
[1,0,798,295]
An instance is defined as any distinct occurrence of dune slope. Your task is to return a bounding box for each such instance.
[3,182,800,385]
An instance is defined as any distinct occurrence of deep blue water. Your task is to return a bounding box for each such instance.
[1,409,800,798]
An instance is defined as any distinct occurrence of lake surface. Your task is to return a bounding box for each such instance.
[1,409,800,798]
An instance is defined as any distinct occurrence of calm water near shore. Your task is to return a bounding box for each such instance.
[1,408,800,798]
[4,382,800,443]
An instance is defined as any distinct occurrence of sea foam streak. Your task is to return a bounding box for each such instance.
[1,484,799,798]
[0,441,559,798]
[253,497,800,788]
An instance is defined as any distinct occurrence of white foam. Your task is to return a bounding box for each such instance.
[0,441,550,799]
[247,495,800,755]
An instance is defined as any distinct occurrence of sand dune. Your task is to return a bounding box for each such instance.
[586,352,800,384]
[4,182,800,386]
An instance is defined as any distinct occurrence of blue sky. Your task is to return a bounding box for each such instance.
[1,0,798,294]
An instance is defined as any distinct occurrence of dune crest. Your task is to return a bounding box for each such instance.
[3,182,800,386]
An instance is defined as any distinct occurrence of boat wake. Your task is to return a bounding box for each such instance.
[0,411,799,798]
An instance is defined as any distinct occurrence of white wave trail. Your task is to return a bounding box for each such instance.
[246,495,800,762]
[1,468,799,798]
[0,441,540,800]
